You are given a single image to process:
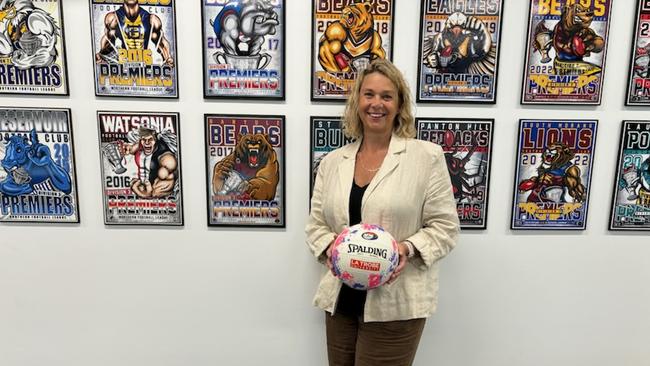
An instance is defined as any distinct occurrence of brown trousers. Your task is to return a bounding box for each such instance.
[325,312,426,366]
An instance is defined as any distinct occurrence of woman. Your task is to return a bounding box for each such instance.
[305,59,460,366]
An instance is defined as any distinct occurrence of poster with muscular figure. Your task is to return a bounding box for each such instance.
[0,0,69,95]
[309,116,353,199]
[0,108,79,223]
[511,120,597,230]
[609,121,650,231]
[90,0,178,98]
[201,0,284,99]
[416,118,493,229]
[626,0,650,105]
[521,0,611,105]
[417,0,503,103]
[98,111,183,225]
[205,114,284,227]
[311,0,394,101]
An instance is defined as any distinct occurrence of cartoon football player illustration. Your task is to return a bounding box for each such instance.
[210,0,279,70]
[620,158,650,205]
[95,0,174,67]
[533,3,604,75]
[444,147,486,203]
[0,0,60,69]
[312,153,326,188]
[632,40,650,78]
[212,133,279,201]
[639,158,650,205]
[318,0,386,73]
[620,164,641,200]
[533,21,553,64]
[115,126,178,199]
[0,129,71,196]
[518,142,585,203]
[422,12,496,74]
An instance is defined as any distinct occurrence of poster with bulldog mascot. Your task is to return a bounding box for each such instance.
[511,119,597,230]
[311,0,395,101]
[0,0,69,95]
[98,111,183,226]
[521,0,612,105]
[201,0,284,99]
[0,107,79,223]
[205,114,285,227]
[609,121,650,231]
[417,0,504,103]
[625,0,650,105]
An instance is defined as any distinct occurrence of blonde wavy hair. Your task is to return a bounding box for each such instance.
[342,59,415,140]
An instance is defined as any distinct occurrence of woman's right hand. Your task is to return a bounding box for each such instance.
[325,234,337,276]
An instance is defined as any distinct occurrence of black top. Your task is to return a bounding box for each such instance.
[336,180,368,317]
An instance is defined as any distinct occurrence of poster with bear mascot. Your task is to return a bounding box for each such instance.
[521,0,612,104]
[204,114,285,227]
[311,0,395,101]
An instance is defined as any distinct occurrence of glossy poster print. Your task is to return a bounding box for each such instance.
[205,114,285,227]
[201,0,284,99]
[511,120,597,230]
[0,0,69,95]
[521,0,611,105]
[90,0,178,98]
[309,116,353,197]
[311,0,395,101]
[416,118,494,229]
[0,108,79,223]
[98,111,183,225]
[417,0,503,103]
[626,0,650,105]
[609,121,650,231]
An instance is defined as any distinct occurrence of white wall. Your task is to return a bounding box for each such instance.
[1,1,649,365]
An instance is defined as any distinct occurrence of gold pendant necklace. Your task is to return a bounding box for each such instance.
[358,153,381,172]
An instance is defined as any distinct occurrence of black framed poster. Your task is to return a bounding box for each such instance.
[205,114,285,227]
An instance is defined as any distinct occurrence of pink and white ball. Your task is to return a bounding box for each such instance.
[331,224,400,290]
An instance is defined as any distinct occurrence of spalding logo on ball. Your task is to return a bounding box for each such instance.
[331,223,399,290]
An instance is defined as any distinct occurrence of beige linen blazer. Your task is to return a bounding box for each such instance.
[306,134,460,322]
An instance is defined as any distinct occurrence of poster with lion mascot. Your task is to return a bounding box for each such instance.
[311,0,395,100]
[521,0,612,104]
[511,119,597,230]
[205,114,284,227]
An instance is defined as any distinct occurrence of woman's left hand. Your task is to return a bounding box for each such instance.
[386,242,409,284]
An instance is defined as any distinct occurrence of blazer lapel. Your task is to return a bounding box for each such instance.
[338,140,361,225]
[362,135,406,209]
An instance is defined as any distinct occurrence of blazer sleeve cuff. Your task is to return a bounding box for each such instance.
[406,233,443,270]
[313,232,336,264]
